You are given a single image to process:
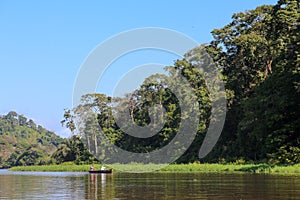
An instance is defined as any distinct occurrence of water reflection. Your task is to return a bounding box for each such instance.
[86,173,114,199]
[0,170,87,199]
[0,170,300,199]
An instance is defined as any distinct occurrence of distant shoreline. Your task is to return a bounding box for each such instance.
[9,163,300,175]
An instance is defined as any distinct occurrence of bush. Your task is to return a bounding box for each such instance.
[268,146,300,165]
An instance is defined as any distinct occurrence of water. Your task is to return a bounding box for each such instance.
[0,169,299,199]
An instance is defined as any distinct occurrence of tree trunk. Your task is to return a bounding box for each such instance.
[264,60,272,78]
[94,133,98,155]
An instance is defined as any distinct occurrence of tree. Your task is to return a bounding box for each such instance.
[27,119,36,130]
[61,109,76,136]
[51,136,94,164]
[14,148,44,166]
[205,0,300,163]
[18,115,27,126]
[236,0,300,163]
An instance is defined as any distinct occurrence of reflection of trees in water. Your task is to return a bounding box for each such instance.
[67,176,86,199]
[0,174,86,199]
[86,174,114,199]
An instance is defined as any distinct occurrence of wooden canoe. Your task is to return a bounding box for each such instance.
[88,169,112,174]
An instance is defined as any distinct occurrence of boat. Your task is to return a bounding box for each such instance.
[88,169,113,174]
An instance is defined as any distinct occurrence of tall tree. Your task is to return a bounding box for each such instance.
[61,109,76,136]
[205,0,300,163]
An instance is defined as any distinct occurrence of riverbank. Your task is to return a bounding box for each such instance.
[9,163,300,174]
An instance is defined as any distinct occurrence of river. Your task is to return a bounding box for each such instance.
[0,169,299,199]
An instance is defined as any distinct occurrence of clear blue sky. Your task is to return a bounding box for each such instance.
[0,0,277,137]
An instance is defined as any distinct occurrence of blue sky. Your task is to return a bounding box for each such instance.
[0,0,277,137]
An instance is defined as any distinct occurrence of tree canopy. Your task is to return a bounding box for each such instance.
[62,0,300,165]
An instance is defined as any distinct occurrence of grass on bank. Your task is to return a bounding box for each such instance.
[9,163,300,174]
